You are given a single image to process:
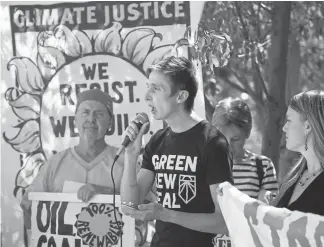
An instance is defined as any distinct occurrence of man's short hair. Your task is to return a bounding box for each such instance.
[146,56,198,112]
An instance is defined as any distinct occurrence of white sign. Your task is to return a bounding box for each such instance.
[29,193,135,247]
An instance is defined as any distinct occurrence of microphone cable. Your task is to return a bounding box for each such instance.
[111,156,123,246]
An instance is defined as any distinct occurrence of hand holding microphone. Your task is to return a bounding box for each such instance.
[114,113,150,161]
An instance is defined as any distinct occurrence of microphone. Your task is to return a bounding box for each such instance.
[114,112,149,162]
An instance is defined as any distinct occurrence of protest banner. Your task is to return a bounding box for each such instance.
[216,182,324,247]
[1,2,206,246]
[29,192,134,247]
[3,0,205,197]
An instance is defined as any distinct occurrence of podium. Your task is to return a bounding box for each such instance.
[29,192,135,247]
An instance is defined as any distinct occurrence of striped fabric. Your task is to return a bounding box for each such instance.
[232,150,279,199]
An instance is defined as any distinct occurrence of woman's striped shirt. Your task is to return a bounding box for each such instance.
[232,150,279,199]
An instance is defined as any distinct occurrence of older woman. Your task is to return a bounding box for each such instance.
[271,90,324,215]
[212,97,278,201]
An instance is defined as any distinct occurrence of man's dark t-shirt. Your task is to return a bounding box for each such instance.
[141,120,233,247]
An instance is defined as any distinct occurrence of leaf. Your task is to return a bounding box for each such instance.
[37,45,66,81]
[5,88,40,120]
[3,120,40,153]
[142,45,173,73]
[73,30,93,55]
[122,28,162,65]
[94,22,122,55]
[52,25,92,57]
[7,57,45,95]
[15,153,46,189]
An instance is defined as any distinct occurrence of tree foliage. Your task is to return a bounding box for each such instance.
[202,1,324,112]
[200,1,324,175]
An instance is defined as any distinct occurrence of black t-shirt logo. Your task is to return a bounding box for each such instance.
[152,154,198,208]
[179,175,196,203]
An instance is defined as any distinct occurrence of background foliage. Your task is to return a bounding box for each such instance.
[200,1,324,180]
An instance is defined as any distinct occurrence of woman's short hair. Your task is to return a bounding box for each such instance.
[289,90,324,163]
[212,97,252,138]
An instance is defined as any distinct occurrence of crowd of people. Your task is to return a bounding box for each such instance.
[21,56,324,246]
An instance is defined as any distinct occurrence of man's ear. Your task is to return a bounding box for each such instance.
[177,90,189,104]
[106,118,113,133]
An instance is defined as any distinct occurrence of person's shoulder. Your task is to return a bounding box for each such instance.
[101,145,123,163]
[247,150,273,165]
[106,144,119,154]
[199,120,228,144]
[48,148,71,162]
[44,148,72,170]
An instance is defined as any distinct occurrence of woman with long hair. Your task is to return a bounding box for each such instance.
[272,90,324,215]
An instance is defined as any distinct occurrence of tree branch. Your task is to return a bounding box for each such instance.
[260,3,272,14]
[257,3,261,38]
[234,3,270,101]
[221,76,249,95]
[230,68,254,92]
[230,68,264,106]
[252,58,270,100]
[234,2,250,42]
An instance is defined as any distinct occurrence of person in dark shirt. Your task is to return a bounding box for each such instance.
[120,56,233,247]
[271,90,324,216]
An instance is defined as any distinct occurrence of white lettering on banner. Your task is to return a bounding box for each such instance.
[13,5,184,28]
[61,8,74,25]
[174,2,185,17]
[73,7,85,24]
[87,6,96,23]
[217,182,324,247]
[37,55,156,158]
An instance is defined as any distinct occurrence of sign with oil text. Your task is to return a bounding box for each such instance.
[29,193,135,247]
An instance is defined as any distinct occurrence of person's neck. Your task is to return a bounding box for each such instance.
[166,110,203,133]
[77,138,107,159]
[233,148,246,161]
[302,146,323,174]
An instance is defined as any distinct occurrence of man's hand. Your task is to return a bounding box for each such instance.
[128,203,164,221]
[77,184,97,202]
[122,117,149,155]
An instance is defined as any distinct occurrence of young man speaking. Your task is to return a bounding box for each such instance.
[120,56,233,247]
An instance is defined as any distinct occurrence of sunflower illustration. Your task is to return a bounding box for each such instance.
[3,22,187,197]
